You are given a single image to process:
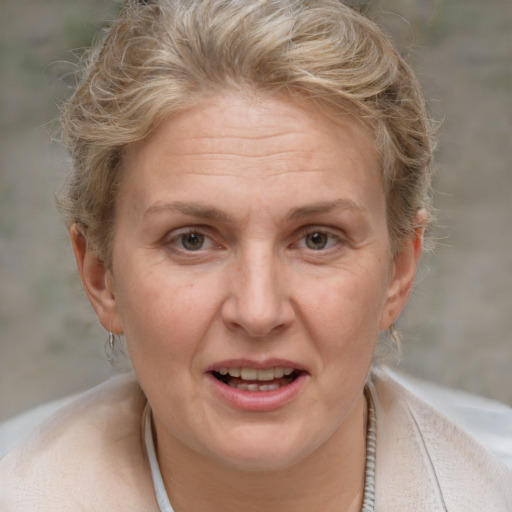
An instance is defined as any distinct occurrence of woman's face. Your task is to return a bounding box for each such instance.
[80,92,420,471]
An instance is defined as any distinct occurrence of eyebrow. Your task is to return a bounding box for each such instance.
[143,198,365,222]
[287,198,366,220]
[144,201,231,221]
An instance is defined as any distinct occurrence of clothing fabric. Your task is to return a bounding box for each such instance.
[368,370,512,510]
[1,370,511,511]
[143,404,174,512]
[361,387,376,512]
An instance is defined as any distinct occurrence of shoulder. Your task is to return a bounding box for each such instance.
[0,374,157,511]
[380,367,512,468]
[369,368,512,511]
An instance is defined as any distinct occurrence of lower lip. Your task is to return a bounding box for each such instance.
[206,373,307,412]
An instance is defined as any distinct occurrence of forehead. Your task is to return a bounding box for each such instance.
[125,92,379,169]
[119,92,383,218]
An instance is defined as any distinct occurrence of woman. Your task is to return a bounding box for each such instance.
[1,0,510,510]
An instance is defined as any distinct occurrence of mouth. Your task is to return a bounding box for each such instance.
[211,366,302,392]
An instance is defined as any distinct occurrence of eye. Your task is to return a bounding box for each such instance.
[293,228,343,253]
[304,231,329,250]
[166,229,218,252]
[180,232,206,251]
[298,229,340,251]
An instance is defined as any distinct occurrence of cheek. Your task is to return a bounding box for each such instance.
[298,265,390,348]
[303,272,387,406]
[113,264,223,370]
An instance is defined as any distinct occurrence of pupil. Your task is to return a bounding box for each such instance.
[182,233,204,250]
[306,232,327,250]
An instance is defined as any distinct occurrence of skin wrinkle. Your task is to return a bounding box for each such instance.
[162,150,319,160]
[141,139,324,161]
[184,130,303,141]
[142,167,346,179]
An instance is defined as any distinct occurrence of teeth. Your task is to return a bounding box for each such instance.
[227,381,282,392]
[240,368,258,380]
[256,368,275,381]
[260,383,280,391]
[218,367,295,381]
[273,367,285,378]
[227,367,241,377]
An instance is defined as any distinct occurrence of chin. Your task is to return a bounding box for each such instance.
[205,427,324,473]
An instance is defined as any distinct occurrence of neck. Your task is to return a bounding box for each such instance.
[155,395,367,512]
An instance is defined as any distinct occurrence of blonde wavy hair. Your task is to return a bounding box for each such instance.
[59,0,434,267]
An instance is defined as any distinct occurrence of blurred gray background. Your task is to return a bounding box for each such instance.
[1,0,511,421]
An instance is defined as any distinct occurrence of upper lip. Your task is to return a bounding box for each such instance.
[205,358,308,374]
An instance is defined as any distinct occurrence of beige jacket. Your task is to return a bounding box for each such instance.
[1,371,511,511]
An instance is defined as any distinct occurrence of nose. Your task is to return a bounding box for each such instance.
[221,245,295,338]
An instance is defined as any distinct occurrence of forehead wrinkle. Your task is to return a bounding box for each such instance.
[183,129,303,142]
[171,129,319,159]
[168,150,315,162]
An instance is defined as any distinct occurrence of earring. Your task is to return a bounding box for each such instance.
[388,324,402,351]
[105,331,116,364]
[108,331,115,352]
[104,331,130,369]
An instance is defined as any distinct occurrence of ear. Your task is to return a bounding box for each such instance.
[70,224,123,334]
[379,220,425,330]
